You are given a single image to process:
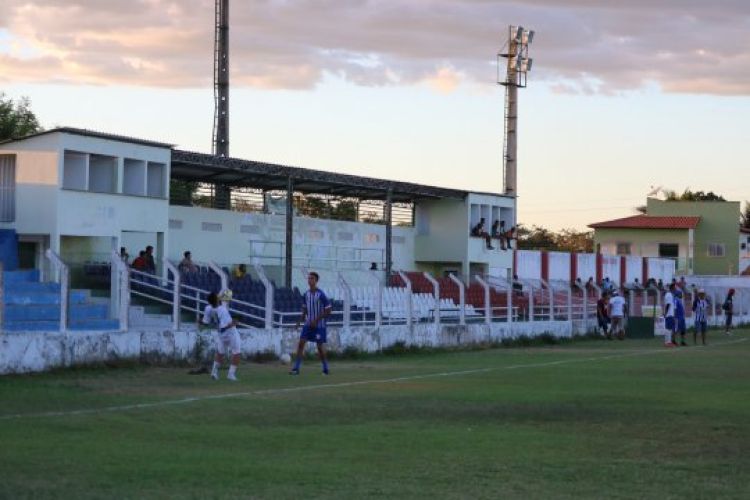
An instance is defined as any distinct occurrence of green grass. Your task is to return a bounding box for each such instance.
[1,330,749,499]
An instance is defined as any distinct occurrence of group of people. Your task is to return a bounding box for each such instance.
[470,218,517,251]
[120,246,156,274]
[199,271,332,381]
[596,279,736,346]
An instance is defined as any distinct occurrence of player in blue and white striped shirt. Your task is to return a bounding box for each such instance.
[692,288,709,345]
[290,271,332,375]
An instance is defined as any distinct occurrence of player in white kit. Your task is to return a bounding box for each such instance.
[201,290,241,381]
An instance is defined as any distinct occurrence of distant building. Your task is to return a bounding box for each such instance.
[589,198,741,276]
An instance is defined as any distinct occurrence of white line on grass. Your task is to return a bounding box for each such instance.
[1,338,746,421]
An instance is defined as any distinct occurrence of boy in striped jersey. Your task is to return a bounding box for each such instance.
[290,271,332,375]
[692,289,709,345]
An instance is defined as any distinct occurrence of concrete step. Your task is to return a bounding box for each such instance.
[3,282,60,294]
[3,269,40,283]
[130,313,173,328]
[4,290,88,306]
[69,304,109,320]
[4,304,60,321]
[3,320,60,331]
[68,319,119,331]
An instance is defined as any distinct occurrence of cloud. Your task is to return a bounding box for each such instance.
[0,0,749,95]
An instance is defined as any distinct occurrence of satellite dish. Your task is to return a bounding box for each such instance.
[647,185,662,197]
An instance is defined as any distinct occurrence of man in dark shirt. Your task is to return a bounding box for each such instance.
[597,292,610,338]
[470,218,493,249]
[144,245,156,274]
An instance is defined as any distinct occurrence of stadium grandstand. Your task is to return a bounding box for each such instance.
[3,126,745,374]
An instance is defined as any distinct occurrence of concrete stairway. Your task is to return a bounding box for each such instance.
[3,269,119,331]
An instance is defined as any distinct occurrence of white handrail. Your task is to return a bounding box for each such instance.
[423,272,440,325]
[338,272,352,329]
[368,271,382,327]
[208,261,228,291]
[254,264,274,329]
[448,273,465,326]
[163,259,180,330]
[474,275,491,326]
[397,271,413,328]
[45,249,68,332]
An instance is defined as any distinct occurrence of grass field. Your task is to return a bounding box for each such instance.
[1,330,749,499]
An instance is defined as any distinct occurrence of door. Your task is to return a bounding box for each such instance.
[0,154,16,223]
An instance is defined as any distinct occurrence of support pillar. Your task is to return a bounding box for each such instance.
[385,188,393,276]
[285,177,294,289]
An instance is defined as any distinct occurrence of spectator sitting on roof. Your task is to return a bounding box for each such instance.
[491,220,507,250]
[233,263,247,279]
[179,251,198,274]
[369,262,378,271]
[504,226,517,250]
[120,246,129,264]
[657,279,664,290]
[144,245,156,274]
[470,218,493,249]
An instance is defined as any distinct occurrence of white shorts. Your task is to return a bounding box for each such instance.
[215,327,241,356]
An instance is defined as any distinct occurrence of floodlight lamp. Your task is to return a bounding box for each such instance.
[515,26,524,42]
[526,30,535,44]
[525,58,533,71]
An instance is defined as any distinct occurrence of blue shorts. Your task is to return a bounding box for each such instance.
[676,316,686,334]
[665,317,675,331]
[300,325,327,343]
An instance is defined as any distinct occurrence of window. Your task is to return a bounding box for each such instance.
[658,243,679,258]
[88,154,117,193]
[364,233,380,244]
[0,155,15,222]
[62,151,87,190]
[707,243,725,258]
[393,236,406,245]
[147,162,166,198]
[616,243,631,255]
[123,159,146,196]
[240,225,260,234]
[337,232,354,242]
[307,230,324,240]
[202,222,222,232]
[168,219,183,229]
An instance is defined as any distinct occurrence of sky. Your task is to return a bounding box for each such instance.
[1,0,749,230]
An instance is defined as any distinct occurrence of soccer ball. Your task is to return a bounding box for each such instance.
[279,353,292,365]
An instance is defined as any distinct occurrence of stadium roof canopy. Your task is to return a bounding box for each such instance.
[170,150,470,203]
[4,127,502,203]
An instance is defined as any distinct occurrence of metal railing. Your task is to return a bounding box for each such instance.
[45,249,69,332]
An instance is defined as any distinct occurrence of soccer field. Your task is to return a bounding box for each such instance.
[2,331,749,499]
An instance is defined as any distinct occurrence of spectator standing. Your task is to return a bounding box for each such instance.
[663,284,676,347]
[178,251,198,274]
[132,251,147,271]
[233,263,247,279]
[674,289,687,346]
[722,289,735,335]
[119,247,130,264]
[608,290,627,340]
[596,292,610,337]
[144,245,156,274]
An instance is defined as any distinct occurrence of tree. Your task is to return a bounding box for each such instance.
[331,200,357,221]
[664,188,725,201]
[516,224,594,252]
[742,201,750,229]
[0,93,42,141]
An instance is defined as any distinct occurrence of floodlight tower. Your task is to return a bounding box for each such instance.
[498,25,534,199]
[213,0,229,157]
[212,0,231,208]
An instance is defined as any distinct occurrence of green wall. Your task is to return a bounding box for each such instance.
[647,199,740,275]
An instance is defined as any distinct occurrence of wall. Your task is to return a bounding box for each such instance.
[647,198,740,275]
[0,320,577,375]
[414,199,468,264]
[168,205,416,271]
[0,134,61,238]
[594,228,689,259]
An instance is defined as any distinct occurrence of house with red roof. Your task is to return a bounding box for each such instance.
[589,198,742,276]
